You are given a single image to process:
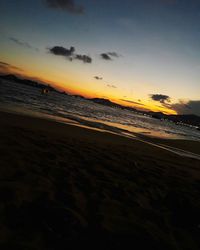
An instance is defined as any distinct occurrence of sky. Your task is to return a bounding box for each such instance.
[0,0,200,115]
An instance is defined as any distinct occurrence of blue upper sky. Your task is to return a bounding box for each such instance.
[0,0,200,114]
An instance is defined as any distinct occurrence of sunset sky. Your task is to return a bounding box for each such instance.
[0,0,200,115]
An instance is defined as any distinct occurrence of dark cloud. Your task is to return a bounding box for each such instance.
[120,99,145,106]
[9,37,39,51]
[48,46,92,63]
[150,94,171,104]
[171,100,200,116]
[101,53,112,60]
[152,96,200,116]
[100,52,120,61]
[75,54,92,63]
[45,0,84,14]
[49,46,75,56]
[107,84,117,88]
[94,76,103,80]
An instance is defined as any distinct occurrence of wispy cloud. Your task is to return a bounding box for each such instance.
[107,52,120,58]
[0,61,24,75]
[94,76,103,80]
[120,99,145,106]
[45,0,84,14]
[75,54,92,63]
[107,84,117,88]
[9,37,39,51]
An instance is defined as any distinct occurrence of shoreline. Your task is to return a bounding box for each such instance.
[1,104,200,142]
[1,109,200,158]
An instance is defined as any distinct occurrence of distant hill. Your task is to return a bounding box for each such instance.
[90,98,137,112]
[147,111,200,128]
[168,114,200,127]
[0,74,57,92]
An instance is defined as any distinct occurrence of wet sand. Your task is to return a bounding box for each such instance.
[141,136,200,155]
[0,111,200,250]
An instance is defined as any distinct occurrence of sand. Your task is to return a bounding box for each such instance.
[0,111,200,250]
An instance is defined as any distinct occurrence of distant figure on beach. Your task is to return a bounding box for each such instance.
[41,87,49,94]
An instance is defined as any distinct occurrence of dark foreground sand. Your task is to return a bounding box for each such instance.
[0,111,200,250]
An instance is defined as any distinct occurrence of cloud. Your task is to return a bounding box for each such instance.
[101,53,112,60]
[151,96,200,116]
[9,37,39,51]
[49,46,75,56]
[94,76,103,80]
[48,46,92,63]
[107,84,117,88]
[171,100,200,116]
[100,52,120,61]
[45,0,84,14]
[0,61,24,74]
[75,54,92,63]
[120,99,145,106]
[150,94,171,104]
[0,61,11,68]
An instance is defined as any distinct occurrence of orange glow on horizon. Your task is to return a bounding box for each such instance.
[0,64,177,115]
[114,98,177,115]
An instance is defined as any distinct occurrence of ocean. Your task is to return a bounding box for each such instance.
[1,78,200,141]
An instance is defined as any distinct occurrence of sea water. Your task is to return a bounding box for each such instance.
[1,78,200,141]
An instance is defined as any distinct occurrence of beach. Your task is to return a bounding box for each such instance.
[0,110,200,249]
